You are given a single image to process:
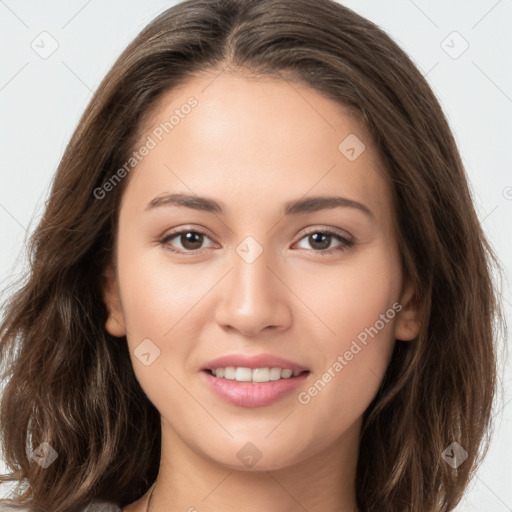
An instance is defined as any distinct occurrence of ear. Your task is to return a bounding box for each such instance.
[394,277,421,341]
[101,265,127,338]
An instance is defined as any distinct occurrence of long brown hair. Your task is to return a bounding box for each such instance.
[0,1,504,510]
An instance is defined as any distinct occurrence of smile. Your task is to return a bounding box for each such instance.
[201,368,310,408]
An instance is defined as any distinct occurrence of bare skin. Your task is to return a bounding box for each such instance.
[102,69,420,512]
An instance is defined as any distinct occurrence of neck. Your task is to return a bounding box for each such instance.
[146,416,361,512]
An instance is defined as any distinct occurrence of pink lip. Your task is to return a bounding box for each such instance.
[201,370,310,408]
[202,353,309,374]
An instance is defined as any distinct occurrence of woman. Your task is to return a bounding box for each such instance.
[0,0,503,511]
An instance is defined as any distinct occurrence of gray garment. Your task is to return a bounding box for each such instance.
[0,501,122,511]
[83,502,122,512]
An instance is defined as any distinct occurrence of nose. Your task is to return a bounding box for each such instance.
[214,243,292,337]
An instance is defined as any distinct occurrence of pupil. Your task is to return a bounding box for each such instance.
[310,233,330,250]
[182,232,203,249]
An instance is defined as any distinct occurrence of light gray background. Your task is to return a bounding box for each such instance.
[0,1,510,510]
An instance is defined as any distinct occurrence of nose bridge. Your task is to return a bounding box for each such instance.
[232,234,277,311]
[216,234,289,335]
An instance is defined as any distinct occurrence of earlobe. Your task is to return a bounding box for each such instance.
[101,265,126,338]
[394,279,421,341]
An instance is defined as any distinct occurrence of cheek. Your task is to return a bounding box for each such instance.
[293,241,400,351]
[116,232,203,340]
[113,234,200,400]
[114,239,204,415]
[293,245,400,424]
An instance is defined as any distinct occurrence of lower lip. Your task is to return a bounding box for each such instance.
[201,370,310,408]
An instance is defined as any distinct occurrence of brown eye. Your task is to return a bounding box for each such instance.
[178,231,204,250]
[160,229,215,253]
[307,232,332,251]
[294,228,354,255]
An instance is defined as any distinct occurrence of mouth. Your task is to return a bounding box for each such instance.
[200,367,311,408]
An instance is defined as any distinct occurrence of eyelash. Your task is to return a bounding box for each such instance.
[159,227,355,256]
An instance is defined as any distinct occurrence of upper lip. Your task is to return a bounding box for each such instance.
[202,354,309,374]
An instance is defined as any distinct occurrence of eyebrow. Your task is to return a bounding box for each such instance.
[144,193,374,219]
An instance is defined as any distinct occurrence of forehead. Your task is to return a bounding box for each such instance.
[124,71,393,224]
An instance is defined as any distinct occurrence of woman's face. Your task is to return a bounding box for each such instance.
[103,71,419,471]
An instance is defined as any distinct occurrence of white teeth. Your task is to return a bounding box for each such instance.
[224,367,236,380]
[235,367,252,382]
[269,368,282,381]
[211,367,302,383]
